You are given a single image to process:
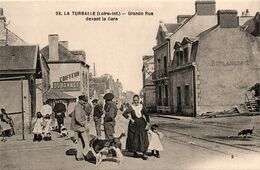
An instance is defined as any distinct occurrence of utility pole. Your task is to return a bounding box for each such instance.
[93,62,96,76]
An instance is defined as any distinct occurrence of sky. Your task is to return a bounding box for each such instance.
[1,0,260,94]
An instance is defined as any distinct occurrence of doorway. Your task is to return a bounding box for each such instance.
[177,87,182,113]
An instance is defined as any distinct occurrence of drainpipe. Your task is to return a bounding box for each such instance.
[167,38,171,111]
[192,64,197,117]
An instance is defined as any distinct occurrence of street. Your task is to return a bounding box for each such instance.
[1,114,260,170]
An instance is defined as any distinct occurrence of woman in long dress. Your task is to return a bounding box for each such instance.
[123,95,150,160]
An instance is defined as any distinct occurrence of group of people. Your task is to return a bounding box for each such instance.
[31,92,164,161]
[32,100,68,142]
[70,93,164,161]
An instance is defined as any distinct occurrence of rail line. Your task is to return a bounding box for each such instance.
[154,115,260,139]
[160,127,260,155]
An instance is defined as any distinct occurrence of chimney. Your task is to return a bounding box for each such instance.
[59,41,68,49]
[217,10,238,28]
[48,34,59,61]
[177,15,192,23]
[254,12,260,36]
[195,0,216,16]
[0,8,6,23]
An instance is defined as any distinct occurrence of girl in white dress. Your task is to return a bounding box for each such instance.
[42,114,52,140]
[32,112,44,142]
[148,124,163,158]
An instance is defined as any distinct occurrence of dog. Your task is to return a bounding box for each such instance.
[238,126,254,138]
[89,133,125,165]
[60,124,69,137]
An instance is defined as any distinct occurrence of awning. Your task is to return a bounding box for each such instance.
[44,88,76,101]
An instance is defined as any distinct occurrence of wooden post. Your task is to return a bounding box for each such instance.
[21,78,25,140]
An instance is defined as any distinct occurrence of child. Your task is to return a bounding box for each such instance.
[148,124,164,158]
[32,112,44,142]
[42,114,52,141]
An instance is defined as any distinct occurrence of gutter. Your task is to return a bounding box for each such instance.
[191,63,197,117]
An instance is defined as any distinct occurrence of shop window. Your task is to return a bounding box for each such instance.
[184,85,190,106]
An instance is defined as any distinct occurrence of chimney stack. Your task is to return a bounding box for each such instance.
[177,15,192,23]
[0,8,6,23]
[59,41,68,49]
[254,12,260,36]
[195,0,216,16]
[217,10,238,28]
[48,34,59,61]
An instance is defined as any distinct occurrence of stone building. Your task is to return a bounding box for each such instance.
[41,34,90,113]
[142,55,156,112]
[153,0,217,113]
[89,74,123,104]
[169,10,260,116]
[0,45,50,132]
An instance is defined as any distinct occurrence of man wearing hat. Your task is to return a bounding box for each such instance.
[70,95,89,161]
[92,99,103,138]
[103,93,118,139]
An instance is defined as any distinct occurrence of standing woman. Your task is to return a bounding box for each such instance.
[123,95,150,160]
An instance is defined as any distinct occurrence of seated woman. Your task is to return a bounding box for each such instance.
[122,95,150,160]
[0,108,14,136]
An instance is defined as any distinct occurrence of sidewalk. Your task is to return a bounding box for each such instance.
[150,113,195,121]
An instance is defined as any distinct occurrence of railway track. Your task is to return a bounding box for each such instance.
[160,127,260,156]
[154,115,260,139]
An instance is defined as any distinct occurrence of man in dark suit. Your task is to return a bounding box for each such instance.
[103,93,118,140]
[53,100,66,132]
[92,99,103,138]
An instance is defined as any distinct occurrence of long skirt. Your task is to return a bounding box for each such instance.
[126,117,149,153]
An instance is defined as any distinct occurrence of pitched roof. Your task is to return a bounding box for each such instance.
[45,88,76,100]
[174,41,182,49]
[197,24,219,39]
[0,21,28,46]
[0,45,38,73]
[41,44,73,60]
[164,23,182,33]
[181,37,197,45]
[242,12,260,35]
[169,14,195,37]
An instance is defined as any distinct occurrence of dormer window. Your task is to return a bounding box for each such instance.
[176,49,183,66]
[183,48,189,64]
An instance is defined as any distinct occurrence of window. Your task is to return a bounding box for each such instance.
[176,51,180,66]
[184,85,190,106]
[164,85,168,106]
[158,86,162,106]
[163,56,167,76]
[184,48,188,64]
[180,51,184,65]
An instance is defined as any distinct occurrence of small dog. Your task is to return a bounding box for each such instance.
[238,126,254,138]
[89,133,125,165]
[60,124,69,137]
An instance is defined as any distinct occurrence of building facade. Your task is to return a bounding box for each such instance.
[154,0,217,113]
[169,10,260,116]
[41,34,90,97]
[142,55,156,112]
[89,74,123,104]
